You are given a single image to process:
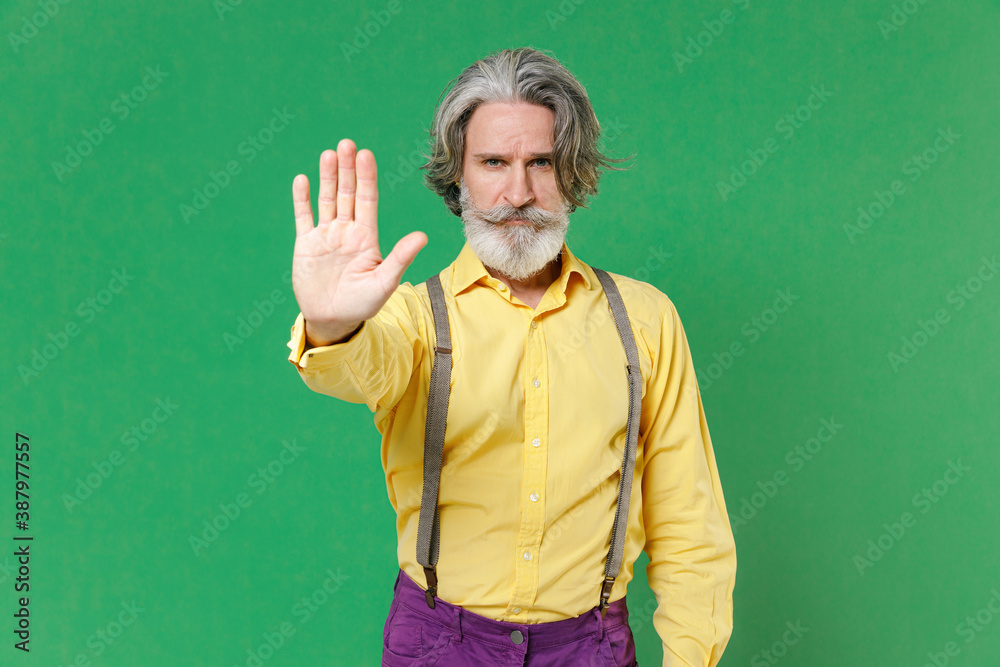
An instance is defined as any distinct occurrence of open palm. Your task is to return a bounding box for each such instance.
[291,139,427,343]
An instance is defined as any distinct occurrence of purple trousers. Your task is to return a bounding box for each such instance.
[382,569,638,666]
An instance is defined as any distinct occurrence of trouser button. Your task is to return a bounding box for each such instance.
[510,630,524,645]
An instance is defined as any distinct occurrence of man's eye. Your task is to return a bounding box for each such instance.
[483,158,550,167]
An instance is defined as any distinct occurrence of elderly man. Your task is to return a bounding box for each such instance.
[286,47,736,666]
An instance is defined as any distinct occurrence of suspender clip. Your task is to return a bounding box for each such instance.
[423,565,438,609]
[599,576,615,617]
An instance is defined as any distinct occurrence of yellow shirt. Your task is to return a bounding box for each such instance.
[286,241,736,666]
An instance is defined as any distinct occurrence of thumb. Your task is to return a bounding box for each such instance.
[378,231,428,288]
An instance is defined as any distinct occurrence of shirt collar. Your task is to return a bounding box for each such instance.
[449,240,594,296]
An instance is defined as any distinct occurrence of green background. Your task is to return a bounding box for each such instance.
[2,1,998,665]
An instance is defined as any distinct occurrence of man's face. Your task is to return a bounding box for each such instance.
[458,101,571,282]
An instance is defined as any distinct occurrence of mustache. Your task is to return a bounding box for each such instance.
[478,204,560,228]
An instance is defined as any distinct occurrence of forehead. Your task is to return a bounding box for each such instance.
[465,102,555,152]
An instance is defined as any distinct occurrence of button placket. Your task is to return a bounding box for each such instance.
[510,316,548,614]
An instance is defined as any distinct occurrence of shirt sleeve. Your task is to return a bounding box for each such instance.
[640,297,737,667]
[285,284,427,413]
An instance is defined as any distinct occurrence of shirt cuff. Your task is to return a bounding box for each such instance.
[286,312,366,371]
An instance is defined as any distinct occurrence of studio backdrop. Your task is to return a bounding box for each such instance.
[2,1,998,665]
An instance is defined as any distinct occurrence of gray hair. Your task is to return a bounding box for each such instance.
[421,47,632,217]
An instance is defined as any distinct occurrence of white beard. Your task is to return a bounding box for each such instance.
[458,180,571,282]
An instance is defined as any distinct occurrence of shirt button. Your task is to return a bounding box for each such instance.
[531,321,537,329]
[532,438,541,447]
[498,283,507,291]
[523,551,532,562]
[530,493,539,502]
[512,607,522,614]
[532,379,540,388]
[510,630,524,645]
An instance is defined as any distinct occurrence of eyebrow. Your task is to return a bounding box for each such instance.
[472,152,553,160]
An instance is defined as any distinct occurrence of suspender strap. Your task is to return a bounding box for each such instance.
[415,273,451,609]
[591,267,643,616]
[416,267,642,616]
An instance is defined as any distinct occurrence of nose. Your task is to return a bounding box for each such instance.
[504,165,535,210]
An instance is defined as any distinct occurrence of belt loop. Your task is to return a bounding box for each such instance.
[457,608,463,642]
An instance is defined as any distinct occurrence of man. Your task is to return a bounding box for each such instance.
[286,47,736,666]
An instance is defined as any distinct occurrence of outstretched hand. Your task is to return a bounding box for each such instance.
[290,139,428,344]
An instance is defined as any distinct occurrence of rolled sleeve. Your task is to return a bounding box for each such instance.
[287,312,368,371]
[284,284,427,413]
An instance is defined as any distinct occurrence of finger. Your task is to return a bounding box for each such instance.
[377,231,428,289]
[355,149,378,234]
[336,138,357,223]
[317,149,337,225]
[292,174,314,238]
